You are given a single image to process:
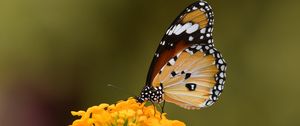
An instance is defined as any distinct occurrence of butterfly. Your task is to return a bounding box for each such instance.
[136,0,226,110]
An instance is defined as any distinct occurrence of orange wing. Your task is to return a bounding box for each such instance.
[145,0,214,85]
[152,44,226,109]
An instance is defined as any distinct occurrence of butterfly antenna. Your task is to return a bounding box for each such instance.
[107,84,136,97]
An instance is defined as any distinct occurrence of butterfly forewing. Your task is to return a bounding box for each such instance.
[146,1,215,85]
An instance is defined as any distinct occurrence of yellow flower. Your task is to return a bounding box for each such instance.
[70,97,185,126]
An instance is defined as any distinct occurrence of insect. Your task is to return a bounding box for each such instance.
[136,0,226,110]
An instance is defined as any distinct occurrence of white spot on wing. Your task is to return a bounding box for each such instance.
[219,79,224,84]
[190,45,196,48]
[208,39,212,43]
[169,58,175,65]
[206,100,214,106]
[200,28,206,34]
[200,8,205,12]
[173,24,182,34]
[199,2,205,6]
[220,65,225,71]
[208,27,212,32]
[166,25,174,35]
[162,41,165,45]
[185,49,194,54]
[219,72,224,78]
[200,35,204,39]
[156,53,159,57]
[174,23,192,35]
[205,46,209,50]
[190,84,195,89]
[188,36,194,41]
[218,59,223,64]
[192,6,198,10]
[206,33,211,37]
[168,26,175,35]
[218,85,223,90]
[186,24,199,34]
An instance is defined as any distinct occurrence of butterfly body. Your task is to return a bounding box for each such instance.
[137,0,226,110]
[136,84,164,103]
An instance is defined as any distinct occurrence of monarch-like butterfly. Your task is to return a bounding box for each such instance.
[136,0,226,110]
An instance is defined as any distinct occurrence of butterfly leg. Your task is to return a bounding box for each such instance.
[158,100,166,118]
[150,100,156,116]
[155,100,166,118]
[157,100,166,113]
[162,100,165,113]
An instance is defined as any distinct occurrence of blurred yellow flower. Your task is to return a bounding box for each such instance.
[70,97,185,126]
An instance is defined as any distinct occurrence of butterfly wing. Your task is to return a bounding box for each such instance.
[146,1,215,86]
[155,44,226,109]
[146,1,226,109]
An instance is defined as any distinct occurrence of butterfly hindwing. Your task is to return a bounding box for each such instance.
[153,44,226,109]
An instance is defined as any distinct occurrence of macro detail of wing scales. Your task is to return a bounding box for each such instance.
[137,0,227,110]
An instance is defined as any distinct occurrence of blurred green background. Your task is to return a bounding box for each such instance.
[1,0,300,126]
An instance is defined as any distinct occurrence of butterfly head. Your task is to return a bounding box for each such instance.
[136,84,164,103]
